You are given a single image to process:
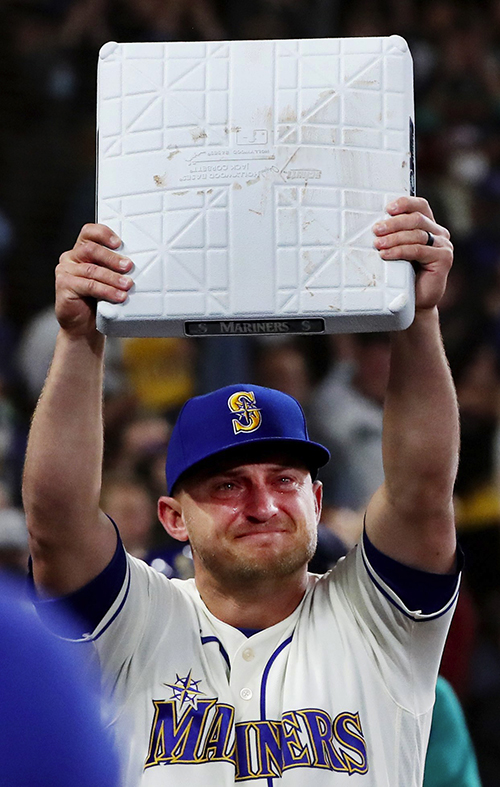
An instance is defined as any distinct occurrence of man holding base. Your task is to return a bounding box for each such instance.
[23,196,459,786]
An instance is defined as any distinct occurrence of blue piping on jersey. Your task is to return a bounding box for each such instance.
[361,551,460,622]
[200,636,231,671]
[93,566,132,641]
[259,634,294,787]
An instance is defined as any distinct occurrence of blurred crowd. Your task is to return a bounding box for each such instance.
[2,0,500,783]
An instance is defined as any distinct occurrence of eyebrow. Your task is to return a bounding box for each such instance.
[178,454,311,494]
[209,463,307,480]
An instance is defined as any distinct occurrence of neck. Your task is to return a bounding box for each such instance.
[194,568,309,629]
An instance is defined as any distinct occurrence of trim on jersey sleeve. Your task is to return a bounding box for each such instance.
[30,519,128,640]
[362,529,462,620]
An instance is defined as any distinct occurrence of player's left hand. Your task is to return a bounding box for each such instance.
[372,196,453,312]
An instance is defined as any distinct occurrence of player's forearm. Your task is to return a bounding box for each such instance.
[23,329,106,546]
[382,307,459,517]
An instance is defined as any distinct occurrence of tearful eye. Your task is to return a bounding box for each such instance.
[217,481,236,492]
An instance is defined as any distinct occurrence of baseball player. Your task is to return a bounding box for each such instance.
[24,196,459,786]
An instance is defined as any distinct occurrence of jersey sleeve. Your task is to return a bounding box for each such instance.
[30,531,128,639]
[361,528,462,616]
[322,530,461,714]
[31,530,201,712]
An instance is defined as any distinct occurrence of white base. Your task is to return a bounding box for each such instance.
[96,36,415,337]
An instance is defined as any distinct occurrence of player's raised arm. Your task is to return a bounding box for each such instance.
[365,196,459,573]
[22,224,134,595]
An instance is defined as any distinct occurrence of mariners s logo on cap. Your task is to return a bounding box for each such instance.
[228,391,262,435]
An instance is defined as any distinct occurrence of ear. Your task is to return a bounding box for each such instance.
[312,480,323,525]
[158,496,189,542]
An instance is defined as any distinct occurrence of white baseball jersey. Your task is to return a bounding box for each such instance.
[66,532,459,787]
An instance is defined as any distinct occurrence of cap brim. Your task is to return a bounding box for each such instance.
[170,436,330,493]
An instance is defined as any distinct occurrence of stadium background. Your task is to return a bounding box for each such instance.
[1,1,500,784]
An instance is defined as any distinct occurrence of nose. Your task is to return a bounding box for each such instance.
[244,482,279,523]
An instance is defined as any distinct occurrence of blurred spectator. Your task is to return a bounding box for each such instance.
[423,676,482,787]
[440,586,478,702]
[308,524,349,575]
[197,336,252,394]
[308,332,390,544]
[0,572,120,786]
[147,540,195,579]
[0,507,29,576]
[0,382,25,504]
[109,0,226,42]
[254,337,316,407]
[340,0,389,37]
[0,480,11,510]
[0,208,18,389]
[454,340,500,606]
[466,594,500,787]
[0,203,25,503]
[226,0,316,40]
[121,337,195,417]
[59,0,112,48]
[18,305,127,406]
[449,336,500,786]
[103,411,171,486]
[101,476,157,560]
[101,475,194,577]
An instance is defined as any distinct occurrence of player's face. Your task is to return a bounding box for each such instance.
[170,453,322,588]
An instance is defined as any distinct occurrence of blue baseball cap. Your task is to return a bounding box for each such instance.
[166,384,330,494]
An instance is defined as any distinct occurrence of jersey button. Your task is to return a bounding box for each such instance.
[240,688,253,701]
[242,648,254,662]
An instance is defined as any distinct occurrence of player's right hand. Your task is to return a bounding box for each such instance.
[55,224,133,337]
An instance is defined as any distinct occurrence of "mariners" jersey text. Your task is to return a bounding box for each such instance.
[144,699,369,779]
